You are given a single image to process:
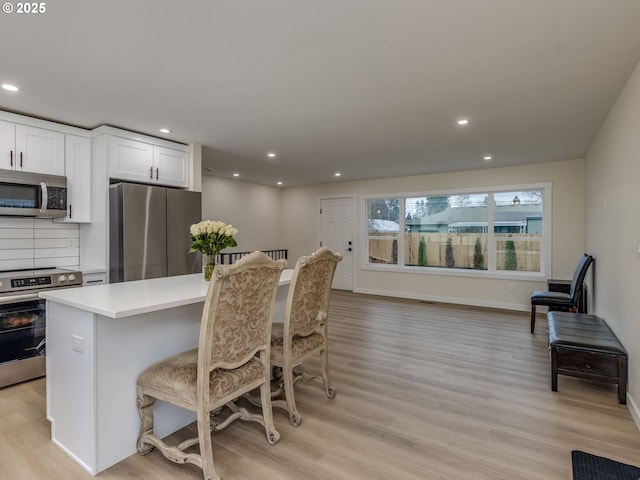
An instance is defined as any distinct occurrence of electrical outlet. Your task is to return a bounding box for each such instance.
[72,334,84,353]
[508,283,517,293]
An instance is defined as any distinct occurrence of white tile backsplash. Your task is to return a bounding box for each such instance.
[0,217,80,271]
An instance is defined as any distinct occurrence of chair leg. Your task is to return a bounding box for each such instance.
[197,408,221,480]
[550,346,558,392]
[321,347,336,399]
[530,305,536,334]
[136,389,156,455]
[260,370,281,445]
[618,355,627,405]
[283,364,302,427]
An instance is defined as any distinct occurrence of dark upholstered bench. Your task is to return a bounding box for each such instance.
[547,311,627,404]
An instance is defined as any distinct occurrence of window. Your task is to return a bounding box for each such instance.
[493,190,543,273]
[365,185,549,277]
[404,194,489,269]
[367,198,400,265]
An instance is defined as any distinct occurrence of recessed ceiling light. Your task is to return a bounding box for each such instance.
[334,172,341,177]
[159,128,171,134]
[276,181,283,185]
[457,119,469,126]
[483,155,492,161]
[267,152,276,158]
[233,173,240,177]
[2,84,19,92]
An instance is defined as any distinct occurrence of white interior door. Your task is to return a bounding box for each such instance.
[320,197,353,290]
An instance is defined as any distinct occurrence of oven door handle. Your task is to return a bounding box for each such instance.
[0,293,41,305]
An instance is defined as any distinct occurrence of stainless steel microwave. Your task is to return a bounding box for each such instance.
[0,170,67,218]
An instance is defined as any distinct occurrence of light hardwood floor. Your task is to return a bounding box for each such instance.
[1,291,639,479]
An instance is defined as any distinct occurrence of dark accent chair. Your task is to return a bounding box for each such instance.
[530,254,593,333]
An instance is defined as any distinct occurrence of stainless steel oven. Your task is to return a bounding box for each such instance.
[0,268,82,388]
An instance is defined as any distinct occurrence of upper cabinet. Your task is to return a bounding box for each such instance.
[0,121,14,168]
[154,145,189,187]
[0,120,65,176]
[56,135,91,223]
[108,136,189,188]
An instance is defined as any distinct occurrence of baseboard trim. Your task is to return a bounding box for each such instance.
[627,393,640,433]
[353,287,530,312]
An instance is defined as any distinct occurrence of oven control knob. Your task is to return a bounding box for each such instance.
[0,281,3,288]
[59,275,67,282]
[69,274,76,281]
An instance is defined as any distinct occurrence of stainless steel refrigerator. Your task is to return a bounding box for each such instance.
[109,182,202,282]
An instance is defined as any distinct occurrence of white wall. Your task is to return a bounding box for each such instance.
[281,158,586,311]
[585,59,640,423]
[200,175,283,254]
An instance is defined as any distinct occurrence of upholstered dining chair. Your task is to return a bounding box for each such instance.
[530,253,593,333]
[269,246,342,426]
[136,251,286,480]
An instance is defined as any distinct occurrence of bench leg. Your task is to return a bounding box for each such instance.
[530,305,536,334]
[618,355,627,405]
[550,346,558,392]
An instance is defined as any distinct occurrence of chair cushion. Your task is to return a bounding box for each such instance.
[531,290,573,307]
[138,348,265,407]
[271,323,325,363]
[547,312,627,355]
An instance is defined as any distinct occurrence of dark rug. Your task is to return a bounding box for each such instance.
[572,450,640,480]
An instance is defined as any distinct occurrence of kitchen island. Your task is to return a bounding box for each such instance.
[40,270,293,475]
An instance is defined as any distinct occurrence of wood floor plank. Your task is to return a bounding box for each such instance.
[1,290,639,479]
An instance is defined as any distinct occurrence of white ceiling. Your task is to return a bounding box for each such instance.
[2,0,640,187]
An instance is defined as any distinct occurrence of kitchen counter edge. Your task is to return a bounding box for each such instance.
[39,270,293,319]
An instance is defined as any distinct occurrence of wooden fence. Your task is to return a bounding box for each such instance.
[369,234,540,271]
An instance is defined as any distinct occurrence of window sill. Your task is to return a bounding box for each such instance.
[362,263,547,282]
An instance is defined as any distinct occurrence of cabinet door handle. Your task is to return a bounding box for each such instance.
[20,152,23,168]
[69,204,72,218]
[155,167,159,180]
[10,150,13,167]
[149,166,153,180]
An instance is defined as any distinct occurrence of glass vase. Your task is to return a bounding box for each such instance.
[203,254,216,281]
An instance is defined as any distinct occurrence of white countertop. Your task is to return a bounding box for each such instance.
[40,269,293,319]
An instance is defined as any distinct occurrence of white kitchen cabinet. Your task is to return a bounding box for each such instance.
[56,135,91,223]
[82,271,106,286]
[0,120,65,175]
[109,136,188,188]
[15,125,65,175]
[108,136,154,184]
[0,120,15,170]
[154,145,189,187]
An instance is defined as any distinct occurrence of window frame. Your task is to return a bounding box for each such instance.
[362,183,552,280]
